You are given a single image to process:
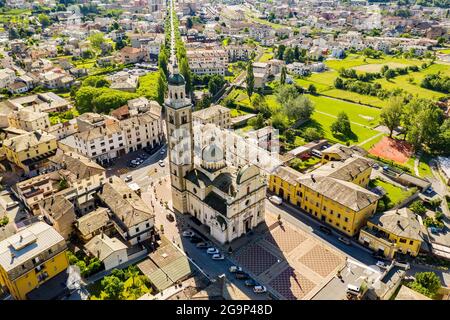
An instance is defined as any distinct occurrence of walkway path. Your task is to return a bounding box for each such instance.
[357,132,384,147]
[315,110,371,128]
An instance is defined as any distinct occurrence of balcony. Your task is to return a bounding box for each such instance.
[361,226,396,247]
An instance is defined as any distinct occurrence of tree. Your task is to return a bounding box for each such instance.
[280,66,287,85]
[207,75,225,96]
[246,62,254,100]
[158,47,168,77]
[380,96,404,138]
[179,57,192,95]
[303,127,322,142]
[248,113,265,129]
[271,112,289,131]
[101,275,124,300]
[186,17,193,29]
[277,44,286,60]
[252,93,271,118]
[92,90,136,114]
[38,14,51,28]
[283,47,295,64]
[409,200,426,215]
[331,112,351,136]
[284,95,314,121]
[409,272,441,298]
[275,84,298,105]
[82,75,110,88]
[334,77,344,89]
[88,32,106,51]
[384,69,396,80]
[75,86,104,113]
[308,84,317,95]
[157,70,167,105]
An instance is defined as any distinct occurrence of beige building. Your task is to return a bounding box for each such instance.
[193,104,231,129]
[85,234,128,271]
[75,207,112,242]
[8,109,51,132]
[38,194,76,240]
[98,176,155,245]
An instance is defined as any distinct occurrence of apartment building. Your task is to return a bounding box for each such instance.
[269,156,379,236]
[4,93,72,114]
[187,48,228,75]
[192,104,231,129]
[38,195,76,240]
[0,68,16,89]
[97,176,155,245]
[359,208,424,258]
[2,130,58,174]
[0,222,69,300]
[8,109,51,132]
[226,45,253,62]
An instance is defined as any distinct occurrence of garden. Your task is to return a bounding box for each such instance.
[369,178,417,211]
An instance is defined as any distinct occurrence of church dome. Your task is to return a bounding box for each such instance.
[168,72,185,86]
[202,143,224,164]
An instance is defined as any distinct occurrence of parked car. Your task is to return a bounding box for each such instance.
[124,175,133,182]
[234,272,250,280]
[229,266,243,273]
[425,187,433,195]
[166,213,174,222]
[372,252,385,260]
[182,230,194,238]
[269,195,283,205]
[253,285,267,293]
[206,247,219,255]
[211,254,224,260]
[338,237,351,245]
[160,148,166,155]
[196,242,209,248]
[376,261,388,268]
[319,226,332,235]
[159,160,165,167]
[245,279,258,287]
[190,236,202,243]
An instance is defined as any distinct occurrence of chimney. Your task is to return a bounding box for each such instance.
[10,252,15,263]
[129,193,132,198]
[109,177,113,183]
[97,250,100,259]
[311,174,316,183]
[123,194,127,199]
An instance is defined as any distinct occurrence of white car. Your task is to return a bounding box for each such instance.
[206,247,219,255]
[182,231,194,238]
[229,266,243,273]
[159,160,165,167]
[160,149,166,155]
[253,285,267,293]
[269,195,283,205]
[124,175,133,182]
[212,254,224,260]
[376,261,388,268]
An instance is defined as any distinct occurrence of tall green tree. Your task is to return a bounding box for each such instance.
[158,47,169,77]
[284,95,314,122]
[208,75,225,96]
[280,66,287,85]
[246,61,254,100]
[157,70,167,105]
[380,96,404,138]
[38,14,51,28]
[331,112,352,136]
[88,32,106,51]
[179,57,192,96]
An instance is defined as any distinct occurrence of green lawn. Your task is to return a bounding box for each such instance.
[307,94,381,127]
[359,133,385,151]
[290,156,322,172]
[370,178,414,207]
[259,52,274,62]
[418,154,433,178]
[321,89,387,108]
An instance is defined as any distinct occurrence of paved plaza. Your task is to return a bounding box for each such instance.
[232,211,346,300]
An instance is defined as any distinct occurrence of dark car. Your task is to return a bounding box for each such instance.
[245,279,258,287]
[235,272,250,280]
[372,252,385,260]
[319,226,332,235]
[166,213,174,222]
[190,236,202,243]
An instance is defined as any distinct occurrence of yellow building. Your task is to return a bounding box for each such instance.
[269,156,379,236]
[359,208,423,258]
[2,130,57,174]
[321,143,367,164]
[0,222,69,300]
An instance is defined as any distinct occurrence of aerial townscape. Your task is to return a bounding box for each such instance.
[0,0,449,303]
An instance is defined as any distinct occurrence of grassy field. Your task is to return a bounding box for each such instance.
[352,62,409,73]
[359,133,385,151]
[370,178,414,207]
[259,52,274,62]
[307,95,381,127]
[418,154,433,178]
[321,89,387,108]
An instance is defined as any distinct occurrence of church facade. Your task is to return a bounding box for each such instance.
[165,63,266,244]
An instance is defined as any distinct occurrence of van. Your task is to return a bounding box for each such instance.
[311,149,322,157]
[346,284,360,295]
[269,195,283,205]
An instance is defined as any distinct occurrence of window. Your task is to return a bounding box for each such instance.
[323,206,326,212]
[146,223,150,228]
[337,213,341,218]
[245,199,250,206]
[136,227,140,233]
[48,249,52,255]
[344,217,349,222]
[399,238,407,243]
[409,240,414,245]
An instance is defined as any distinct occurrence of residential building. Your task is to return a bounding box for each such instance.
[0,222,69,300]
[0,68,16,89]
[74,207,112,242]
[2,130,57,174]
[269,156,379,236]
[38,195,76,240]
[4,93,71,113]
[97,176,155,245]
[192,104,231,129]
[226,45,252,62]
[189,61,226,76]
[359,208,423,258]
[118,47,146,64]
[8,109,51,132]
[321,143,367,163]
[85,234,128,271]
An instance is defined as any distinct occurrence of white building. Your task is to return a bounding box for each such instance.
[85,234,128,270]
[0,68,16,89]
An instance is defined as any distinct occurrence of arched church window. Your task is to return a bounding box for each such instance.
[175,92,178,99]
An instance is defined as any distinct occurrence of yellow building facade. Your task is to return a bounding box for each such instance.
[2,130,57,172]
[0,222,69,300]
[359,208,423,258]
[269,157,379,236]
